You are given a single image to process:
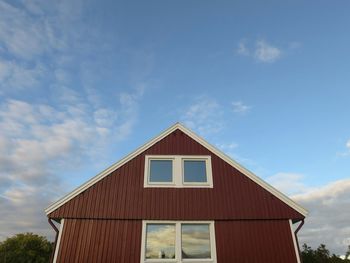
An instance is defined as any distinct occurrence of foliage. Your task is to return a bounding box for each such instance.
[301,243,350,263]
[0,233,53,263]
[346,245,350,260]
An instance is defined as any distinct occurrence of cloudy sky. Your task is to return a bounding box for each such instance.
[0,0,349,256]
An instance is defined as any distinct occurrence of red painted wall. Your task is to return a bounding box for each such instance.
[56,219,141,262]
[49,129,303,220]
[55,219,298,263]
[215,220,298,263]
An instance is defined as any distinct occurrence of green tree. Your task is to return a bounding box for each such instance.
[330,254,347,263]
[315,244,330,263]
[301,243,316,263]
[346,245,350,260]
[0,233,53,263]
[301,243,350,263]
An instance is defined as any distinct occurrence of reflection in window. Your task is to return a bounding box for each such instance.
[146,224,176,259]
[181,224,211,259]
[149,160,173,183]
[183,160,207,183]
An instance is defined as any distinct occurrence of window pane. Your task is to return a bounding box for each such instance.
[146,224,176,259]
[181,224,211,259]
[183,160,207,183]
[149,160,173,182]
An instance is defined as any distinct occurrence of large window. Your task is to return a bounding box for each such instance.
[144,155,213,188]
[181,224,211,259]
[145,224,176,259]
[141,221,216,263]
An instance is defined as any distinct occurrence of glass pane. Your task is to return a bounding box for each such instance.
[146,224,176,259]
[149,160,173,182]
[183,160,207,183]
[181,224,211,259]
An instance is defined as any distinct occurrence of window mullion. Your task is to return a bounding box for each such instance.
[174,157,182,187]
[176,222,182,262]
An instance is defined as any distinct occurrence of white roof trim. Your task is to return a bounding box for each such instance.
[45,122,308,216]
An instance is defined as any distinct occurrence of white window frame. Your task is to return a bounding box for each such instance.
[144,155,213,188]
[140,220,217,263]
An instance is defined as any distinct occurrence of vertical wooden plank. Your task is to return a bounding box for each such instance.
[58,219,71,263]
[67,219,81,261]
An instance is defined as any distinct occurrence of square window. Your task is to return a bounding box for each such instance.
[145,224,176,259]
[149,160,173,183]
[181,224,211,259]
[183,160,207,183]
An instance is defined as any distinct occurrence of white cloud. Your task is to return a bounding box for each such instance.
[232,101,251,114]
[0,59,45,90]
[236,39,283,63]
[292,179,350,255]
[0,0,85,61]
[0,0,99,95]
[0,1,54,92]
[266,173,310,196]
[0,86,142,240]
[254,40,282,63]
[0,184,57,240]
[0,2,44,59]
[346,139,350,149]
[182,96,224,136]
[267,173,350,256]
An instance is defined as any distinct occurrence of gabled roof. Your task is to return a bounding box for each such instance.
[45,123,308,216]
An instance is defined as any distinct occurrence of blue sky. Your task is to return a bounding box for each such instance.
[0,0,349,256]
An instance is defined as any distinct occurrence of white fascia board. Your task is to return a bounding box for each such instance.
[45,122,308,217]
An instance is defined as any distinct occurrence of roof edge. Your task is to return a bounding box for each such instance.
[179,124,308,217]
[45,123,181,215]
[45,122,308,217]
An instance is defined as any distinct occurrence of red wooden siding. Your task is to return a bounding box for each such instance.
[49,129,304,220]
[55,219,298,263]
[56,219,141,263]
[215,220,298,263]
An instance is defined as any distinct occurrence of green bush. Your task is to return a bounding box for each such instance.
[0,233,53,263]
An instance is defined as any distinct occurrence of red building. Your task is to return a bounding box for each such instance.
[46,123,307,263]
